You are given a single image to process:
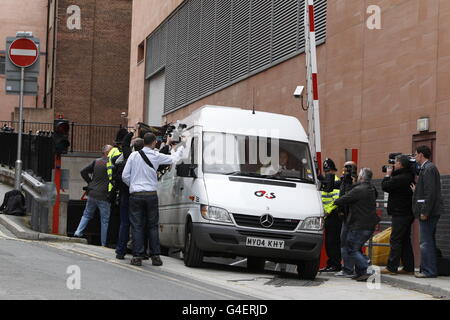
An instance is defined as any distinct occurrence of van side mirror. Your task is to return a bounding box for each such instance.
[176,163,198,178]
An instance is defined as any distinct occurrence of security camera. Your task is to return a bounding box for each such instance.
[121,112,127,118]
[293,86,304,98]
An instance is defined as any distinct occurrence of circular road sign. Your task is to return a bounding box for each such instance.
[8,38,39,68]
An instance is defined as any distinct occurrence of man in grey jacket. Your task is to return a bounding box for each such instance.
[334,168,380,282]
[74,145,113,246]
[412,145,444,278]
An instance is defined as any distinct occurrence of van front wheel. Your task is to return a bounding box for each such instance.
[297,258,320,280]
[184,222,204,267]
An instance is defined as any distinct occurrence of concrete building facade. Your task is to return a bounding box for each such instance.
[128,0,450,257]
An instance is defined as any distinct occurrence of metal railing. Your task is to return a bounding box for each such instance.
[0,130,54,181]
[1,120,131,153]
[21,171,56,233]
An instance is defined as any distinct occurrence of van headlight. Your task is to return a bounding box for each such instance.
[298,217,324,231]
[200,205,232,223]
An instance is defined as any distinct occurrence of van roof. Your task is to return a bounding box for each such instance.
[182,105,308,142]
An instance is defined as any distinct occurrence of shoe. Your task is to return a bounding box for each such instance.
[130,257,142,266]
[319,266,341,273]
[414,272,437,278]
[353,273,372,282]
[116,254,125,260]
[151,255,163,266]
[398,269,414,275]
[381,268,398,275]
[335,271,355,278]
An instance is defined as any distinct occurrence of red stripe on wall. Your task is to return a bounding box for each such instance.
[352,149,358,165]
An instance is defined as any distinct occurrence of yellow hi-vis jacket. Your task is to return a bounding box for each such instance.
[107,147,122,192]
[321,175,341,215]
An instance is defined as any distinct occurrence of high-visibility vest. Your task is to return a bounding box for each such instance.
[321,175,340,215]
[107,147,122,192]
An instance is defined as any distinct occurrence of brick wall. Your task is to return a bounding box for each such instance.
[372,176,450,258]
[54,0,132,126]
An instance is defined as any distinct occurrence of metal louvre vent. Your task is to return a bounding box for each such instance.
[233,213,300,231]
[145,0,328,114]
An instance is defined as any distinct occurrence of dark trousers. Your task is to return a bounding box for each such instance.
[324,211,342,268]
[419,215,440,277]
[115,191,130,256]
[387,215,415,272]
[129,194,160,257]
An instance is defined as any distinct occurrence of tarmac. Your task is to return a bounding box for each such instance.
[0,181,449,299]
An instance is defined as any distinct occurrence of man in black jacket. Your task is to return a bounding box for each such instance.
[412,145,444,278]
[381,155,415,275]
[334,168,380,281]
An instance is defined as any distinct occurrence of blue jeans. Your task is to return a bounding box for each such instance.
[419,215,440,277]
[75,197,111,246]
[115,191,130,256]
[129,194,160,257]
[346,229,374,276]
[341,223,355,274]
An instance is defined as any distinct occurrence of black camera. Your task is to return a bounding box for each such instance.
[342,164,357,185]
[382,152,418,174]
[163,122,187,145]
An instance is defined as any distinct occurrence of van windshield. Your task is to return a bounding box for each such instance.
[202,132,315,184]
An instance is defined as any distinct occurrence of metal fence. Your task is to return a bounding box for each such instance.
[0,131,54,181]
[1,120,129,153]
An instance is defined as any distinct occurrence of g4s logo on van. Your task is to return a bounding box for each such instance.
[254,190,276,199]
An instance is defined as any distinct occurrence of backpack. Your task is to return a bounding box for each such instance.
[0,190,26,216]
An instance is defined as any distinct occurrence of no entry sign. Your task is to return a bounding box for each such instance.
[8,38,39,68]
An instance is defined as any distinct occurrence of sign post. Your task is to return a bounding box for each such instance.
[6,35,40,190]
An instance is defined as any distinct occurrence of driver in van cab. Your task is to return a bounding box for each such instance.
[260,150,291,175]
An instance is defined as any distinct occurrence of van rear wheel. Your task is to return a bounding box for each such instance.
[297,258,320,280]
[247,257,266,271]
[183,221,203,267]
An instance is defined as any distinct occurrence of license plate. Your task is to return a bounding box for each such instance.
[245,237,285,249]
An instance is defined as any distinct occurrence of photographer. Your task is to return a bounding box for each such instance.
[381,155,415,275]
[318,159,343,273]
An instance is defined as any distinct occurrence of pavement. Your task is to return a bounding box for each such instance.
[0,181,86,244]
[0,181,449,299]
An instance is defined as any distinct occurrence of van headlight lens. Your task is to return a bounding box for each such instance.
[200,205,232,223]
[298,217,324,231]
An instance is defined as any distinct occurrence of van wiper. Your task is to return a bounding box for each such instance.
[224,171,266,178]
[265,175,314,183]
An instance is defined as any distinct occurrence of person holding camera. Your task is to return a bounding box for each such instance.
[318,158,343,273]
[122,133,185,267]
[334,168,380,282]
[381,155,415,275]
[411,145,444,278]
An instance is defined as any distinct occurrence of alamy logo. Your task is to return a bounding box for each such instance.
[367,5,382,30]
[66,265,81,290]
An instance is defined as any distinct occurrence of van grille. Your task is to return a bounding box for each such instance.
[232,213,300,231]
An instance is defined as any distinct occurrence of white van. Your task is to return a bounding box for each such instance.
[158,105,324,280]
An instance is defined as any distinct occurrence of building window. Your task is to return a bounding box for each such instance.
[137,41,145,64]
[145,0,328,115]
[0,55,5,75]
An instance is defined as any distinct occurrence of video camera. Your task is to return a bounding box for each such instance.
[163,121,187,145]
[382,152,418,174]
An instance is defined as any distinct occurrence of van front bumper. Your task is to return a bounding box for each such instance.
[192,223,323,263]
